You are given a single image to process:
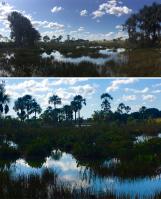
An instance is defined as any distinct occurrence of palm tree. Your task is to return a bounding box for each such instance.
[71,100,79,123]
[13,97,26,121]
[73,95,86,125]
[63,105,73,121]
[101,93,113,113]
[23,95,34,119]
[0,82,10,117]
[49,95,61,109]
[30,100,42,119]
[139,106,147,119]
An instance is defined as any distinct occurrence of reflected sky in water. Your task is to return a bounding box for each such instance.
[9,151,161,198]
[41,48,125,66]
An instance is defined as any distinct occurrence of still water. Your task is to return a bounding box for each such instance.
[8,149,161,199]
[0,48,161,77]
[41,48,125,66]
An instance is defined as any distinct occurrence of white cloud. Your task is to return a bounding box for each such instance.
[80,9,88,17]
[107,78,138,92]
[51,6,63,13]
[142,95,156,102]
[125,87,149,94]
[152,90,161,94]
[33,20,65,30]
[5,79,96,112]
[122,95,136,101]
[53,78,88,86]
[78,27,85,32]
[92,0,132,18]
[0,2,65,38]
[92,10,105,18]
[115,25,123,30]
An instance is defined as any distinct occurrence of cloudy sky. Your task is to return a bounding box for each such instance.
[2,78,161,118]
[0,0,160,40]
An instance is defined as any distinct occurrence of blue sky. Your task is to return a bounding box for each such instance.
[0,0,160,40]
[2,78,161,118]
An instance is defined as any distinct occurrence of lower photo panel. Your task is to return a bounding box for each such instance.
[0,77,161,199]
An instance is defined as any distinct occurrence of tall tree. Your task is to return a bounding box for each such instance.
[71,100,79,123]
[43,35,50,43]
[124,3,161,46]
[101,93,113,113]
[8,11,41,47]
[139,106,147,119]
[63,105,73,122]
[30,100,42,119]
[117,103,131,114]
[0,81,10,117]
[23,95,34,119]
[49,95,61,109]
[73,95,86,125]
[13,97,27,121]
[125,106,131,114]
[13,95,36,121]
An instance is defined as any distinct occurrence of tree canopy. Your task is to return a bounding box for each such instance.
[124,3,161,46]
[8,11,41,47]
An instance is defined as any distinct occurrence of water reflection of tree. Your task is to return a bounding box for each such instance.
[74,154,161,183]
[51,150,63,161]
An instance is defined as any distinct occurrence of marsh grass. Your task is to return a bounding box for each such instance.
[0,169,130,199]
[1,119,161,197]
[0,43,160,77]
[1,168,161,199]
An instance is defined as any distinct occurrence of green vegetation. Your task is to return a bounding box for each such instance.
[0,3,160,77]
[1,81,161,178]
[1,82,161,197]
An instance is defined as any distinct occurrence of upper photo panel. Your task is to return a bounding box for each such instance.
[0,0,160,77]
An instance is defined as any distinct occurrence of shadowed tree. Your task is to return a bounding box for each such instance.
[0,81,10,117]
[117,103,126,114]
[23,95,34,119]
[49,95,62,109]
[117,103,131,114]
[41,106,61,125]
[124,3,161,46]
[57,35,63,43]
[43,35,50,43]
[139,106,147,120]
[71,100,79,124]
[73,95,86,125]
[13,97,26,121]
[101,93,113,113]
[125,106,131,114]
[124,14,138,43]
[8,11,41,47]
[63,105,73,122]
[51,35,56,43]
[14,95,37,121]
[30,100,42,119]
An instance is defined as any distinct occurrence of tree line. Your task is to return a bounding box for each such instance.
[0,82,87,125]
[1,2,160,48]
[124,2,161,46]
[6,11,88,47]
[1,82,161,125]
